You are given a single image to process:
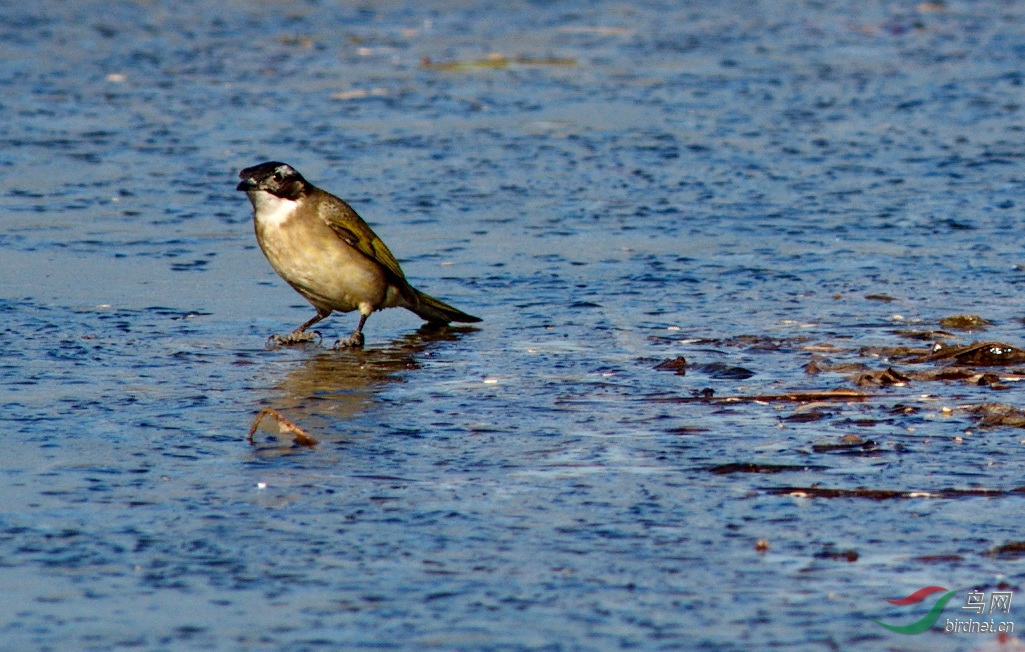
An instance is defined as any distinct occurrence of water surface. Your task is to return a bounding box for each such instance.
[3,1,1025,649]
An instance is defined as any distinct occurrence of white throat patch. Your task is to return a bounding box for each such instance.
[248,190,299,228]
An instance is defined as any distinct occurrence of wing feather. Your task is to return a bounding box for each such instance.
[316,190,417,303]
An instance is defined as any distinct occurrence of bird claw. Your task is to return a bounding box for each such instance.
[332,331,365,349]
[268,330,322,347]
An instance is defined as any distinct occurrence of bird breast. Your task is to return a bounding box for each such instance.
[253,198,391,313]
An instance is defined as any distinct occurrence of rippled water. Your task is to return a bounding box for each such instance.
[3,1,1025,650]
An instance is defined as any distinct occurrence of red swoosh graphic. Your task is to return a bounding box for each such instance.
[887,586,949,605]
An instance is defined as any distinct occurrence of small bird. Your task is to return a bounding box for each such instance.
[237,161,480,347]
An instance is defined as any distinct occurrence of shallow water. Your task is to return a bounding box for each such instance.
[3,1,1025,649]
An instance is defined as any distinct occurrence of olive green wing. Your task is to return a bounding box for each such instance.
[318,192,418,304]
[318,193,407,279]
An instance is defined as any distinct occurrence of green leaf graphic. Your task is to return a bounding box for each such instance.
[872,590,959,635]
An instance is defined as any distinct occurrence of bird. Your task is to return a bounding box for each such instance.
[237,161,481,347]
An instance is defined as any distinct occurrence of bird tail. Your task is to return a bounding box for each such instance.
[412,290,481,324]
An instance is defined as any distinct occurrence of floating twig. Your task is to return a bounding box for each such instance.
[248,408,318,447]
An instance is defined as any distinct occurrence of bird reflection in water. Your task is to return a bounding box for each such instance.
[248,323,475,450]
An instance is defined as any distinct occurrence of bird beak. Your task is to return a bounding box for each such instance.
[236,177,258,191]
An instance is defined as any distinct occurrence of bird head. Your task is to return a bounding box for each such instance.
[236,162,310,200]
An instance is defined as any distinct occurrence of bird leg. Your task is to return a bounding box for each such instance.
[333,313,368,349]
[269,310,329,346]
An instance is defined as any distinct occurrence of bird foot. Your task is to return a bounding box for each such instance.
[332,331,365,349]
[268,330,322,347]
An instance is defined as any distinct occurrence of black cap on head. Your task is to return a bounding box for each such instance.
[236,161,310,200]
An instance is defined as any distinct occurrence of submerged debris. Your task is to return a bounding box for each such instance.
[767,486,1025,499]
[653,357,753,379]
[977,373,1011,390]
[781,409,832,422]
[913,554,965,564]
[248,408,318,447]
[852,366,909,387]
[666,425,709,435]
[421,54,576,71]
[904,367,979,382]
[697,361,755,380]
[331,87,390,100]
[708,462,829,474]
[805,359,868,374]
[892,329,956,341]
[938,314,992,331]
[650,389,870,404]
[697,335,808,351]
[987,541,1025,559]
[811,434,878,453]
[920,341,1025,366]
[807,339,1025,397]
[859,345,931,361]
[815,546,859,562]
[969,403,1025,428]
[654,356,687,375]
[653,328,1025,433]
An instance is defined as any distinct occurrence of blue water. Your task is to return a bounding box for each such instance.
[2,1,1025,649]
